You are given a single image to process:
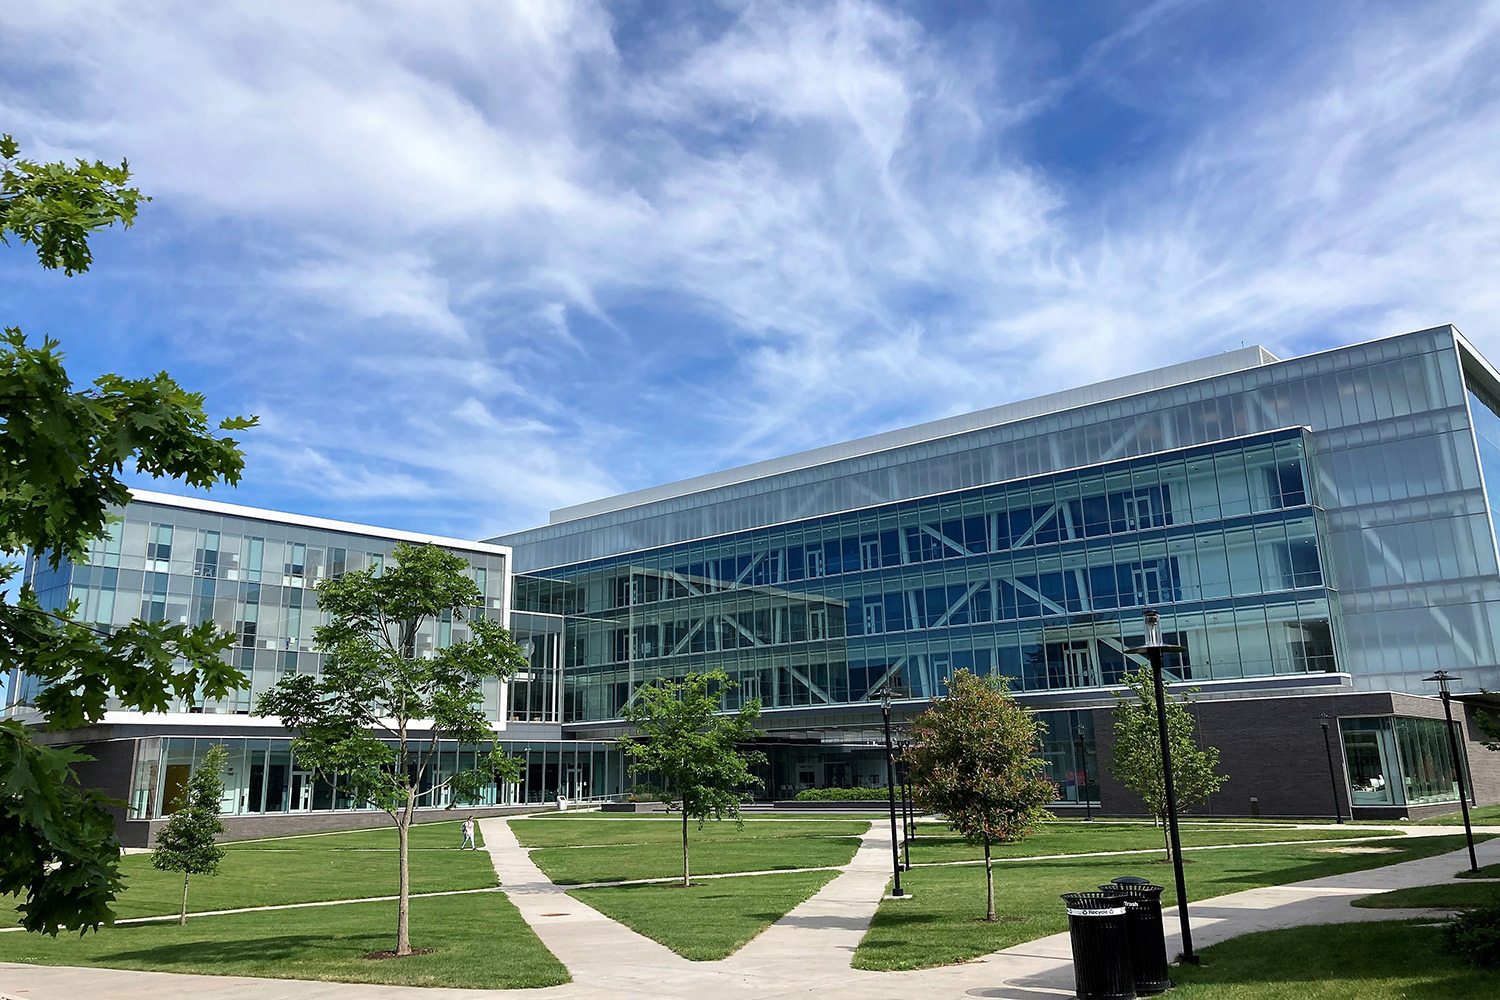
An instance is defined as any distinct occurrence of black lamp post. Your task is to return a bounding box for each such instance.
[1424,670,1481,874]
[1127,609,1197,964]
[1317,713,1344,824]
[1075,722,1093,821]
[904,763,917,843]
[898,740,913,870]
[880,686,904,896]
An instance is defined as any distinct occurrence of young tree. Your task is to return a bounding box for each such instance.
[904,669,1056,921]
[1110,664,1227,859]
[0,135,253,936]
[151,744,229,925]
[256,542,526,957]
[618,670,765,887]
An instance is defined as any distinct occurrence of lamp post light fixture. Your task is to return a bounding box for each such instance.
[879,686,905,897]
[1423,670,1481,874]
[1127,609,1198,964]
[1317,714,1344,824]
[1075,722,1094,822]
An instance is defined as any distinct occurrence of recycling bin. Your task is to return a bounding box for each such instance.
[1060,891,1136,1000]
[1100,877,1172,995]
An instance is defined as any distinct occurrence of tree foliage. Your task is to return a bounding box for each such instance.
[904,669,1056,920]
[256,541,525,956]
[0,134,147,275]
[0,134,253,936]
[1110,664,1227,858]
[151,744,228,925]
[618,670,765,887]
[1475,693,1499,753]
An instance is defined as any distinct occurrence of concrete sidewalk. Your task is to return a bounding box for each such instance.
[2,824,1495,999]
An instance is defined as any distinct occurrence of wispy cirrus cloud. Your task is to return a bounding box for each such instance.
[2,0,1500,539]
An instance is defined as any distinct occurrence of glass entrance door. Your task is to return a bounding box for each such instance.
[1063,643,1099,688]
[288,770,314,811]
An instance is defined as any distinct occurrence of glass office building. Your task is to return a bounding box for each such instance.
[7,325,1498,827]
[494,325,1500,816]
[7,492,616,841]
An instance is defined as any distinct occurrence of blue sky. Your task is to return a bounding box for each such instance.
[4,0,1500,541]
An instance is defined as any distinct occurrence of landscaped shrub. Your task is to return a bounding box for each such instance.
[793,787,888,801]
[1444,904,1500,967]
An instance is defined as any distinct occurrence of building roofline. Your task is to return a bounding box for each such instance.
[128,489,511,557]
[513,425,1312,573]
[542,345,1281,527]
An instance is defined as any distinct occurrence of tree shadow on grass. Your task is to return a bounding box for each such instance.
[96,931,388,969]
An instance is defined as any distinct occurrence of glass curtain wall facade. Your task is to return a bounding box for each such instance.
[500,326,1500,698]
[128,736,624,820]
[514,428,1337,721]
[15,497,512,718]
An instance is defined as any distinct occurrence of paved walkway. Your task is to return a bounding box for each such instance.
[2,821,1497,999]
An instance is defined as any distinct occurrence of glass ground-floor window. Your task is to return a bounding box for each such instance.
[1339,716,1464,808]
[1393,716,1463,804]
[1340,722,1395,805]
[127,736,624,819]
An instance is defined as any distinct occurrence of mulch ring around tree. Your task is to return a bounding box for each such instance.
[363,948,439,960]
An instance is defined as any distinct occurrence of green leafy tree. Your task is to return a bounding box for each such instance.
[1475,692,1498,753]
[904,669,1056,921]
[256,542,525,957]
[618,670,766,887]
[0,135,253,936]
[1110,664,1227,859]
[151,744,228,925]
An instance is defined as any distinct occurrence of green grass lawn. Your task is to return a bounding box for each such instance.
[854,834,1488,971]
[1355,879,1500,909]
[906,823,1400,864]
[109,820,496,918]
[1416,804,1500,826]
[224,818,483,850]
[513,816,868,884]
[4,821,496,923]
[570,870,838,960]
[1170,919,1496,998]
[528,836,863,884]
[1457,862,1500,879]
[510,817,868,847]
[0,892,568,989]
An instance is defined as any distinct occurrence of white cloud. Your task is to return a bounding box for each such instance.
[4,1,1500,536]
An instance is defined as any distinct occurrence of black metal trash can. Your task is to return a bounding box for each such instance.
[1100,878,1172,995]
[1060,891,1136,1000]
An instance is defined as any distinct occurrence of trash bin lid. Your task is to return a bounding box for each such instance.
[1100,881,1165,898]
[1111,876,1152,885]
[1061,891,1127,916]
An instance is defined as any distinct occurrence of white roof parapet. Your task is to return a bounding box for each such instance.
[128,489,510,557]
[547,345,1279,525]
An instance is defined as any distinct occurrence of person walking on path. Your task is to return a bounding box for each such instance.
[460,816,476,850]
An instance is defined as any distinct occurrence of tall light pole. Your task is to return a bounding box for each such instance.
[1424,670,1481,874]
[1127,609,1197,964]
[1317,713,1344,824]
[880,686,904,896]
[1076,722,1094,821]
[898,739,913,870]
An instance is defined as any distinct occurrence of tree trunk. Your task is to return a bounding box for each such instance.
[397,812,412,956]
[180,872,189,926]
[1161,814,1172,862]
[681,805,690,888]
[984,840,995,922]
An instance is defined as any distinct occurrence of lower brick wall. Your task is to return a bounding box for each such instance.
[1090,689,1500,820]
